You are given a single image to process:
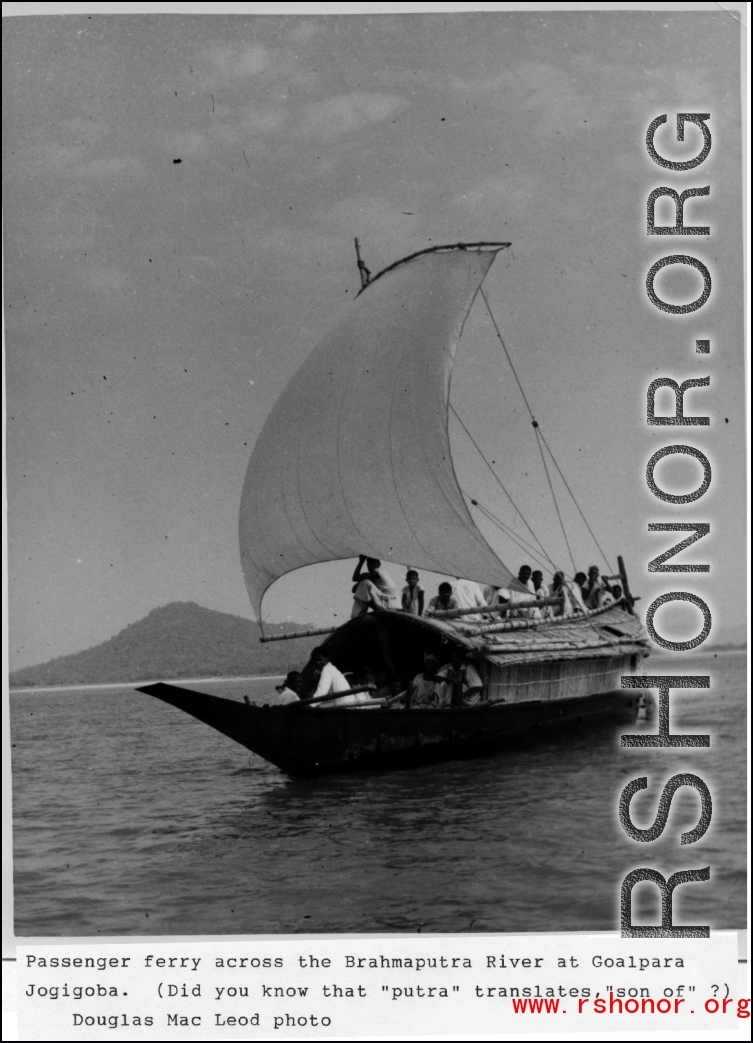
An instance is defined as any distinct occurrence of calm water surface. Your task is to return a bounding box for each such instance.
[10,653,747,936]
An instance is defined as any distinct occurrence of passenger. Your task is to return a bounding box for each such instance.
[566,575,588,613]
[425,582,459,617]
[498,565,539,618]
[531,570,553,619]
[549,572,573,616]
[483,584,502,605]
[599,582,621,608]
[496,566,539,619]
[358,666,377,689]
[309,647,368,707]
[509,592,539,618]
[454,579,489,620]
[274,670,302,704]
[574,572,588,600]
[372,670,395,702]
[356,667,392,708]
[436,649,484,708]
[583,565,608,609]
[409,653,441,709]
[352,554,397,602]
[518,565,536,592]
[351,573,388,617]
[401,569,425,616]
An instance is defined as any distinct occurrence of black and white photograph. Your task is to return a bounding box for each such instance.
[5,1,746,976]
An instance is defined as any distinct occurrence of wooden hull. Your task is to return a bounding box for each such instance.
[138,678,640,777]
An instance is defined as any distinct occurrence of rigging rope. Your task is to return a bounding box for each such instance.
[479,288,537,419]
[537,429,614,573]
[534,427,577,574]
[468,495,556,574]
[449,403,559,571]
[479,286,614,575]
[471,496,554,568]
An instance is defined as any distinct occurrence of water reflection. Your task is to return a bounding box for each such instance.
[10,655,747,935]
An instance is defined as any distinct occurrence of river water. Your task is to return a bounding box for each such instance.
[10,652,746,936]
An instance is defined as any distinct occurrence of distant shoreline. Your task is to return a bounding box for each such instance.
[8,647,747,693]
[9,675,286,694]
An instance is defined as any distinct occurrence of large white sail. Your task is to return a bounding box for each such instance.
[239,243,523,617]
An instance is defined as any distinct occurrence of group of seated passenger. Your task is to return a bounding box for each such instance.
[403,649,483,709]
[274,647,377,708]
[506,564,622,618]
[348,553,623,622]
[273,645,485,712]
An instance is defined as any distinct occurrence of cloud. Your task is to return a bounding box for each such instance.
[54,116,110,147]
[76,156,146,180]
[287,21,322,46]
[22,199,98,256]
[34,143,86,172]
[161,130,210,159]
[452,62,589,136]
[320,194,420,239]
[241,105,289,135]
[188,255,219,268]
[82,268,130,292]
[452,176,536,220]
[157,106,286,166]
[297,93,406,140]
[253,225,341,260]
[41,234,95,255]
[199,42,277,85]
[13,140,146,182]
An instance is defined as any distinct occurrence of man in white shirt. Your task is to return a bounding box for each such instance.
[352,554,396,598]
[453,578,489,621]
[506,564,540,618]
[351,555,397,617]
[309,648,370,707]
[351,576,389,617]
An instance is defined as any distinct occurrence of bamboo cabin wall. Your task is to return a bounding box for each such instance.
[485,655,630,705]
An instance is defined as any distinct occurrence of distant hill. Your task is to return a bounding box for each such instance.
[8,602,322,688]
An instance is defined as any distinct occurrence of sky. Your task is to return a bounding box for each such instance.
[3,8,746,670]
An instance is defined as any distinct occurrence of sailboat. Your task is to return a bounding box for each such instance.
[138,242,649,775]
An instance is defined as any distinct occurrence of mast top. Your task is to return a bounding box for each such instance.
[354,237,371,290]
